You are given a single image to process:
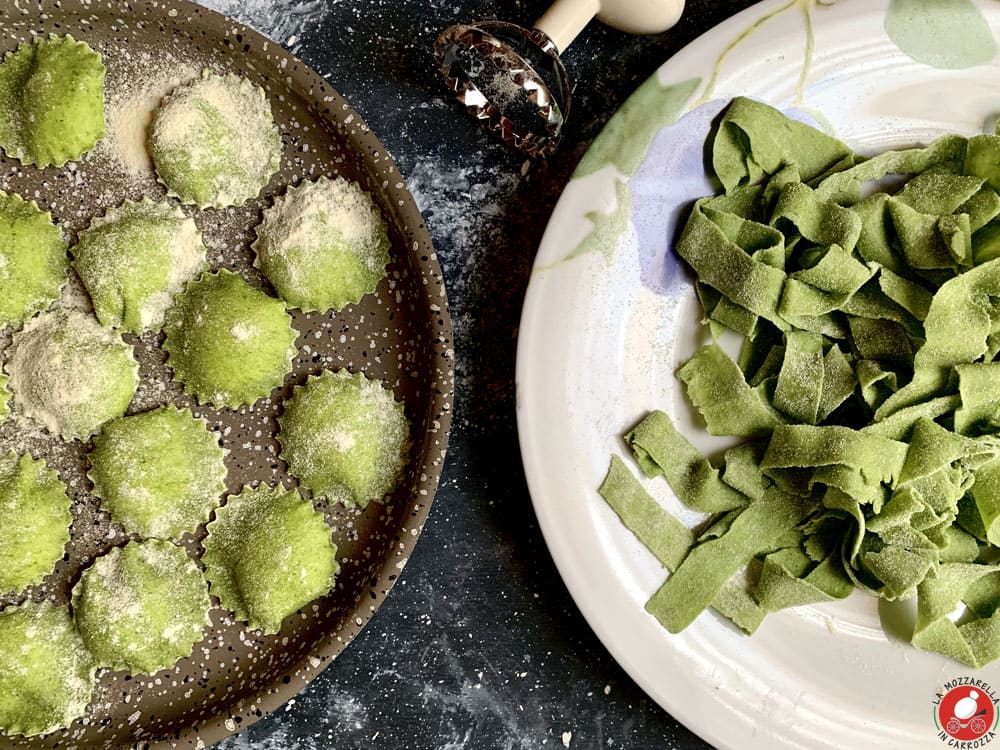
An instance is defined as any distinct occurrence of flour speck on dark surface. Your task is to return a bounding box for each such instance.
[204,1,759,748]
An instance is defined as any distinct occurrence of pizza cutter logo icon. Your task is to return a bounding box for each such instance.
[935,681,999,744]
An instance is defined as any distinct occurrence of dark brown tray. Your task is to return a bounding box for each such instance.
[0,2,453,747]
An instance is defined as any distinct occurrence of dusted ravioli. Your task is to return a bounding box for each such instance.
[0,35,105,167]
[0,191,68,327]
[0,452,71,595]
[278,370,409,507]
[253,177,390,312]
[73,199,207,332]
[203,484,338,634]
[89,407,226,539]
[5,307,140,440]
[72,540,211,675]
[163,270,297,408]
[149,71,282,208]
[0,600,96,737]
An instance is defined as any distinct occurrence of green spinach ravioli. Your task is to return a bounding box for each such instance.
[149,71,282,208]
[0,190,68,327]
[253,176,390,312]
[203,484,338,635]
[278,370,409,507]
[89,407,227,539]
[72,540,212,675]
[0,34,105,167]
[73,199,207,333]
[0,452,71,595]
[4,306,139,441]
[162,269,298,408]
[0,600,96,737]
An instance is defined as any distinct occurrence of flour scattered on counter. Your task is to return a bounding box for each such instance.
[323,687,369,731]
[405,152,521,268]
[216,725,296,749]
[404,152,522,430]
[195,0,330,49]
[414,631,552,750]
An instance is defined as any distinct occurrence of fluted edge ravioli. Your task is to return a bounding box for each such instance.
[278,370,410,507]
[203,484,339,635]
[71,540,211,675]
[4,307,139,440]
[0,34,105,167]
[0,191,69,327]
[89,407,227,539]
[162,269,297,408]
[0,452,71,595]
[73,199,208,333]
[0,600,97,737]
[252,176,391,312]
[149,71,282,208]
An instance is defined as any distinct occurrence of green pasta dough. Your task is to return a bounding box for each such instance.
[278,370,410,507]
[73,199,208,333]
[0,190,68,327]
[202,484,339,635]
[89,407,227,539]
[598,97,1000,667]
[0,452,71,595]
[149,71,282,208]
[4,307,139,440]
[162,269,297,408]
[72,540,211,674]
[0,35,105,167]
[599,455,766,634]
[253,176,391,312]
[0,600,96,737]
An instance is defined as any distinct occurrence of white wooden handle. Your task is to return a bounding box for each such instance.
[598,0,685,36]
[535,0,600,53]
[535,0,686,52]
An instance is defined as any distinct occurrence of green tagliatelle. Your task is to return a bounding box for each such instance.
[72,540,211,675]
[253,176,391,313]
[73,199,208,333]
[202,484,339,635]
[4,306,139,441]
[0,34,105,167]
[149,71,282,208]
[162,269,298,408]
[600,96,1000,667]
[278,370,410,507]
[0,601,96,737]
[89,406,227,539]
[0,452,71,595]
[0,190,68,327]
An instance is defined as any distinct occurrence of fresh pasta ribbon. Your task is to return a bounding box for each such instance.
[599,97,1000,666]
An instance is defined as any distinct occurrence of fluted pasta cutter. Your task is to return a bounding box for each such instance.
[435,0,686,158]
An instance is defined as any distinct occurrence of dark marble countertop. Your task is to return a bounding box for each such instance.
[206,1,757,748]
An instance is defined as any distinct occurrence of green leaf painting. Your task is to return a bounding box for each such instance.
[886,0,997,70]
[537,179,631,273]
[573,77,700,179]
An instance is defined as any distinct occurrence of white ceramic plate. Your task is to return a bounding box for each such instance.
[516,1,1000,748]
